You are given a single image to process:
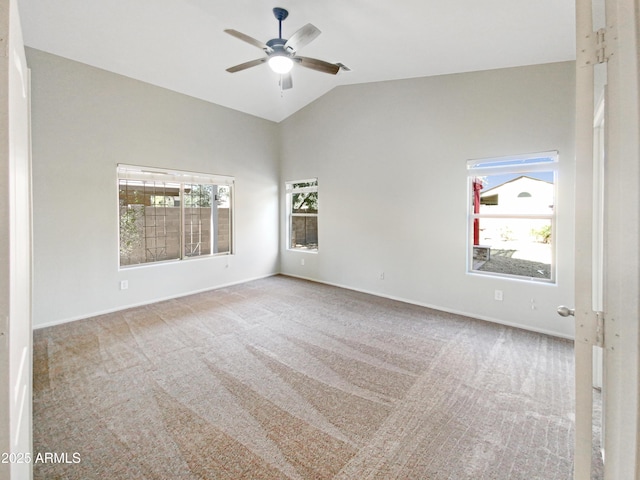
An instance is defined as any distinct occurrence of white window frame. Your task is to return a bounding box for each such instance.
[467,152,558,283]
[286,178,318,252]
[118,164,234,268]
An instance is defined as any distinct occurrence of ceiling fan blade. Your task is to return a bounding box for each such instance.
[224,29,272,52]
[225,58,267,73]
[295,56,340,75]
[284,24,321,54]
[281,73,293,90]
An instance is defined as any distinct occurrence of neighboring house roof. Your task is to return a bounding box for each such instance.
[479,175,554,213]
[480,175,552,196]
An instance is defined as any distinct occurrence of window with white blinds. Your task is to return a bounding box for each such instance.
[118,165,234,267]
[468,152,557,282]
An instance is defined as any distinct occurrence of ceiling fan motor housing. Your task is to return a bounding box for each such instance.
[266,38,290,56]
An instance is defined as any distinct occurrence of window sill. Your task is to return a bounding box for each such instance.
[119,253,233,270]
[467,269,556,285]
[287,248,318,254]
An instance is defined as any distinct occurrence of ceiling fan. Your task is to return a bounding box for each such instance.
[224,7,344,90]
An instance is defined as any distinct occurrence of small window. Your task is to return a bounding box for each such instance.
[286,179,318,251]
[118,165,233,267]
[468,152,557,282]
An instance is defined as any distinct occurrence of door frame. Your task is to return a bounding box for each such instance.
[600,0,640,476]
[0,0,33,478]
[573,0,640,477]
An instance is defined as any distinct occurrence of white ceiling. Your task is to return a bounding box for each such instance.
[17,0,576,123]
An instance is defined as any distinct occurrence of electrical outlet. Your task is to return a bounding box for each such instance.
[300,258,305,266]
[494,289,503,301]
[379,271,385,280]
[120,280,128,290]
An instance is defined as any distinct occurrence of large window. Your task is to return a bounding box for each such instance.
[118,165,233,267]
[286,178,318,251]
[468,152,557,282]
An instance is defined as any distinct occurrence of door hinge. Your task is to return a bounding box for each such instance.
[595,311,605,348]
[574,309,604,347]
[578,27,616,67]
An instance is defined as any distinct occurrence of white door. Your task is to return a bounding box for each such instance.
[572,0,640,477]
[599,0,640,476]
[0,0,33,479]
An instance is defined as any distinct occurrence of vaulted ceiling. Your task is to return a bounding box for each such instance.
[17,0,576,122]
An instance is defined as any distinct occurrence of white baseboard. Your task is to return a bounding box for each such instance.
[35,271,574,341]
[281,273,574,341]
[33,273,279,330]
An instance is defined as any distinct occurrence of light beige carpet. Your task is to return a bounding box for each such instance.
[34,275,579,479]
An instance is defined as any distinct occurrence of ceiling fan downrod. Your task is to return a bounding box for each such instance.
[272,7,288,39]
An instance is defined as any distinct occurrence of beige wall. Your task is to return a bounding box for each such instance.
[28,48,280,327]
[27,48,577,339]
[280,61,576,338]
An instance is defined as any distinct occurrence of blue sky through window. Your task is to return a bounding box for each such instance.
[469,155,556,191]
[481,172,554,191]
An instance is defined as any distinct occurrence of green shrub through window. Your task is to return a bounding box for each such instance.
[286,179,318,251]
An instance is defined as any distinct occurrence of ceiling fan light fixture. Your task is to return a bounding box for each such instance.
[225,8,341,89]
[268,55,293,74]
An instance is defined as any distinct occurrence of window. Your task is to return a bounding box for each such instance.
[286,179,318,251]
[468,152,557,282]
[118,165,233,267]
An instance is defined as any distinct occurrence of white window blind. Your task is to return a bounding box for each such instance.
[117,164,234,186]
